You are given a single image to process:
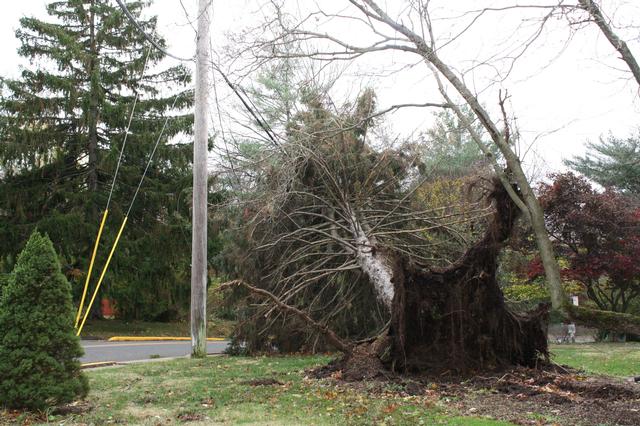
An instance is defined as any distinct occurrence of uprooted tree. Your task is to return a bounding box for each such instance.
[232,0,640,336]
[215,0,640,375]
[220,89,549,373]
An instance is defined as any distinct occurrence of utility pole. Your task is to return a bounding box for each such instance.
[191,0,210,358]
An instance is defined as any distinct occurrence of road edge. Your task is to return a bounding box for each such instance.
[107,336,226,342]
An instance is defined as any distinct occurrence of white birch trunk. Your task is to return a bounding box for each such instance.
[349,211,395,310]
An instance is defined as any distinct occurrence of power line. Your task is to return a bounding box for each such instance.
[126,86,185,217]
[106,43,153,209]
[114,0,193,63]
[119,0,280,146]
[211,62,280,146]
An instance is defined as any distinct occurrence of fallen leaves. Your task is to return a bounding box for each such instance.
[200,398,215,408]
[382,403,398,414]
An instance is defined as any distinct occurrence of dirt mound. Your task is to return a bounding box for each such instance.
[309,346,388,381]
[459,373,640,426]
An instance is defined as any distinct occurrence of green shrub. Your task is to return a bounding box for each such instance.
[0,231,88,410]
[0,273,8,298]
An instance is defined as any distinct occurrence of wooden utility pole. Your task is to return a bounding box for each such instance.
[191,0,210,358]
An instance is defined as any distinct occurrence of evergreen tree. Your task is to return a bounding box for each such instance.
[0,231,88,410]
[419,106,494,179]
[565,131,640,198]
[0,1,197,319]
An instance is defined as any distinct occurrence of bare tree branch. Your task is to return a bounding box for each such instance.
[577,0,640,87]
[220,279,353,353]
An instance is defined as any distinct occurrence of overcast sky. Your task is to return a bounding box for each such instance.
[1,0,638,176]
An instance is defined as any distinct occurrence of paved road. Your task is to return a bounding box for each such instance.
[81,340,229,364]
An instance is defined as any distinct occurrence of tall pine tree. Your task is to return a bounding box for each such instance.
[0,1,198,319]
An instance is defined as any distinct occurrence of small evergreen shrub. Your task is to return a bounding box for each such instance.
[0,231,88,410]
[0,273,8,297]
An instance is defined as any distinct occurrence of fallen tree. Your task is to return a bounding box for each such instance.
[240,0,640,336]
[220,90,548,373]
[225,177,549,373]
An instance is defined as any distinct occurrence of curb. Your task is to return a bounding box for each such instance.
[81,354,224,369]
[107,336,226,342]
[81,361,118,369]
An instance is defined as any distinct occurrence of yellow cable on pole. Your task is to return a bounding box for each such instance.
[76,216,128,337]
[75,209,109,329]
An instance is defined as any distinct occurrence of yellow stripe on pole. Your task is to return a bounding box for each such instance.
[76,216,128,337]
[75,209,109,329]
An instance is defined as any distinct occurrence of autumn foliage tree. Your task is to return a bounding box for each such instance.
[533,173,640,314]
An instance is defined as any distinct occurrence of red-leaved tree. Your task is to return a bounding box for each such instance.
[533,173,640,313]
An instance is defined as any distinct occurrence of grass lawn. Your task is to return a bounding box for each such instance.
[3,343,638,425]
[550,342,640,377]
[12,356,511,426]
[81,319,234,339]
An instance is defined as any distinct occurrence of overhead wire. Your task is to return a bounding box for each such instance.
[74,43,154,329]
[76,1,194,335]
[106,43,154,209]
[76,70,190,336]
[126,89,184,217]
[211,62,281,146]
[118,0,280,146]
[115,0,194,63]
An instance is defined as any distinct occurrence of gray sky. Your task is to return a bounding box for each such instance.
[1,0,638,176]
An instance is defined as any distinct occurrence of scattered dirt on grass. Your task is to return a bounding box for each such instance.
[177,412,205,422]
[1,401,93,424]
[242,377,284,386]
[51,400,93,415]
[450,368,640,426]
[308,362,640,426]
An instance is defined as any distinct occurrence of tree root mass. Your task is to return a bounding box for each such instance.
[387,179,549,373]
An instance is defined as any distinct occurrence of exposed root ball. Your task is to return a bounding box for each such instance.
[389,179,549,373]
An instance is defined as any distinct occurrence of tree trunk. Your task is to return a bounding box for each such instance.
[357,0,568,317]
[87,1,99,193]
[348,209,396,310]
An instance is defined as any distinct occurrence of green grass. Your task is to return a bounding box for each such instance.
[24,356,511,426]
[550,342,640,377]
[81,318,234,339]
[4,343,637,425]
